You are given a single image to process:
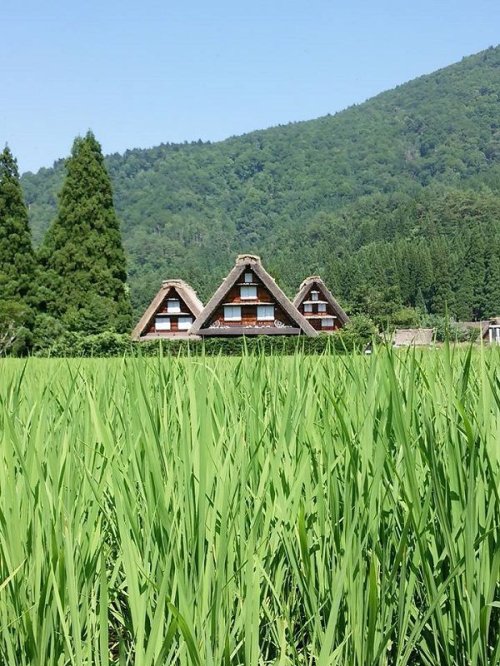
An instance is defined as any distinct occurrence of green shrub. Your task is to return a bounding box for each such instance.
[34,327,378,358]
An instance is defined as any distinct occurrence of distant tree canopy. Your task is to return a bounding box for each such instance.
[269,187,500,324]
[38,132,132,334]
[19,45,500,326]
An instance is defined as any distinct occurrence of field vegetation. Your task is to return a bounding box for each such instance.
[0,347,499,664]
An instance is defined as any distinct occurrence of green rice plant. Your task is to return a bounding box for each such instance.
[0,345,498,665]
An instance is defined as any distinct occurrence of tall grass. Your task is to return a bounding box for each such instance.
[0,347,498,665]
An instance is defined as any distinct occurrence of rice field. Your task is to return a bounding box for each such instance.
[0,347,499,665]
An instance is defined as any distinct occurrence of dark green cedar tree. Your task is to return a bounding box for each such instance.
[0,146,36,353]
[0,146,36,302]
[39,132,132,334]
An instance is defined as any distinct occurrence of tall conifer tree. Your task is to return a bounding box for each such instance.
[39,132,132,333]
[0,146,36,354]
[0,146,36,302]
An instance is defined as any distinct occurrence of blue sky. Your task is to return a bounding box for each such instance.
[2,0,499,173]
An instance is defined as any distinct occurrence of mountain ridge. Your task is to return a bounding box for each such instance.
[21,45,500,319]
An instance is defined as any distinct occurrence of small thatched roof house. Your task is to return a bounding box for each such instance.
[392,328,434,347]
[132,279,204,341]
[462,317,500,343]
[191,254,317,337]
[293,276,349,333]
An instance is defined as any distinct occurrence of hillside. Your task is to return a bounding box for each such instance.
[22,46,500,319]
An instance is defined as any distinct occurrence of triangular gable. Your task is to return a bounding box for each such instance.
[191,255,317,336]
[132,279,204,340]
[293,276,349,329]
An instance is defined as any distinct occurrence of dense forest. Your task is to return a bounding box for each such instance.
[22,45,500,321]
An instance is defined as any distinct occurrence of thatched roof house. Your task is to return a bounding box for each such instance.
[191,254,317,337]
[132,279,204,341]
[293,276,349,333]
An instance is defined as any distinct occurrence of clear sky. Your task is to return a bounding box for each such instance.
[2,0,499,173]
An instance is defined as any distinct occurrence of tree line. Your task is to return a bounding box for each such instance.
[267,187,500,328]
[2,133,500,356]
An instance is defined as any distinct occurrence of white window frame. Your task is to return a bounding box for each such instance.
[318,303,327,312]
[155,315,171,331]
[311,291,319,302]
[321,318,334,328]
[224,305,241,321]
[178,316,193,331]
[257,305,274,321]
[240,286,257,300]
[489,325,500,343]
[167,299,181,313]
[304,303,313,313]
[244,272,253,283]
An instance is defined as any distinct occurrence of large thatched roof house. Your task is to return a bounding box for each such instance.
[191,255,317,337]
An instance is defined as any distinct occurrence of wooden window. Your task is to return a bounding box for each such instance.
[304,303,313,313]
[178,316,193,331]
[240,286,257,299]
[311,291,319,302]
[224,306,241,321]
[155,315,171,331]
[244,272,253,283]
[257,305,274,321]
[321,318,334,328]
[318,303,327,312]
[167,299,181,313]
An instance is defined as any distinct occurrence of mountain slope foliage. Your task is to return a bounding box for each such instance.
[21,45,500,319]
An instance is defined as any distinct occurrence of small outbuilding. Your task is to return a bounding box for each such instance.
[392,328,434,347]
[458,318,500,344]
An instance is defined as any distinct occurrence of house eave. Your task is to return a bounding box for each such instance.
[198,326,303,336]
[136,332,200,341]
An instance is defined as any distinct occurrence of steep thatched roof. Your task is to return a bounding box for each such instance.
[191,255,318,336]
[392,328,434,347]
[454,318,500,339]
[293,276,349,326]
[131,279,204,341]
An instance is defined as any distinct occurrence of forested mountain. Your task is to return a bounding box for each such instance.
[21,45,500,320]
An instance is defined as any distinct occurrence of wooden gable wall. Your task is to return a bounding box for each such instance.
[143,287,196,336]
[297,283,342,332]
[205,269,295,330]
